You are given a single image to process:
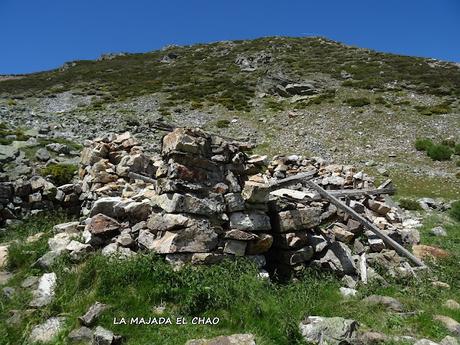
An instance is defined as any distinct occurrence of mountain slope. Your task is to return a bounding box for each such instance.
[1,36,459,197]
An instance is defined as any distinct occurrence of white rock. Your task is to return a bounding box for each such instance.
[29,273,57,308]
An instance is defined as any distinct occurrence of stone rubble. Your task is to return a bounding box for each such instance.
[4,128,426,281]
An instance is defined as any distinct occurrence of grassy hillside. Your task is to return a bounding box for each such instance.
[1,36,459,188]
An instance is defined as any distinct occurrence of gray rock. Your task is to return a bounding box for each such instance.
[79,301,108,326]
[92,326,121,345]
[46,143,70,154]
[137,229,156,250]
[358,331,388,344]
[151,193,224,216]
[430,226,447,237]
[53,221,80,234]
[339,287,358,298]
[66,240,93,261]
[273,207,322,232]
[444,299,460,310]
[36,148,51,161]
[223,240,247,256]
[185,333,256,345]
[362,295,404,312]
[275,246,314,265]
[29,317,66,343]
[299,316,359,345]
[33,250,62,270]
[0,145,19,163]
[29,272,57,308]
[224,193,245,212]
[229,211,271,231]
[440,336,459,345]
[85,213,120,237]
[68,326,93,343]
[21,275,39,288]
[3,286,15,299]
[147,213,190,231]
[313,242,357,276]
[89,197,123,218]
[145,220,218,253]
[434,315,460,336]
[414,340,440,345]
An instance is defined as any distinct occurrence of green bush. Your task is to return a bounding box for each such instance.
[415,138,433,151]
[344,97,371,107]
[456,160,460,167]
[399,198,421,211]
[415,104,451,116]
[450,201,460,221]
[40,163,78,185]
[427,144,453,161]
[215,119,230,128]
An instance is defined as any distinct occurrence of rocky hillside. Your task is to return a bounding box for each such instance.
[1,36,459,197]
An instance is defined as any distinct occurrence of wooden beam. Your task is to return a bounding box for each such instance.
[305,180,426,267]
[128,172,156,185]
[267,171,316,191]
[328,187,395,198]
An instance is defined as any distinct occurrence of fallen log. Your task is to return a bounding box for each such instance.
[305,180,426,268]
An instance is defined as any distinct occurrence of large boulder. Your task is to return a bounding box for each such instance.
[299,316,359,345]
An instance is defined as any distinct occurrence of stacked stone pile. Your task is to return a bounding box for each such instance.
[0,175,81,227]
[29,128,422,282]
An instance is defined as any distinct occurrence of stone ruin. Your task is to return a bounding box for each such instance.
[3,128,423,282]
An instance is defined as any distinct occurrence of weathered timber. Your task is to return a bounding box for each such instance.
[128,172,156,185]
[270,186,394,202]
[329,187,395,198]
[378,179,393,190]
[305,180,426,267]
[268,172,316,191]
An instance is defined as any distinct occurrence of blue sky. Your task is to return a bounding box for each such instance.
[1,0,459,74]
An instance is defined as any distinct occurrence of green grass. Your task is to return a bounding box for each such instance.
[1,210,460,345]
[427,145,453,161]
[344,97,371,107]
[40,164,78,185]
[415,138,433,152]
[398,198,422,211]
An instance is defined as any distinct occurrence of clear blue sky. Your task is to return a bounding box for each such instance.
[1,0,459,74]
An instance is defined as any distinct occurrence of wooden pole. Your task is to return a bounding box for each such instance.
[305,180,426,268]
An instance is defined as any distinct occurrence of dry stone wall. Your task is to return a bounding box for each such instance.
[12,127,422,282]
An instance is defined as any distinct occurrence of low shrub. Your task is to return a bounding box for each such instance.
[215,119,230,128]
[344,97,371,107]
[415,138,433,151]
[427,144,453,161]
[399,198,421,211]
[40,163,78,185]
